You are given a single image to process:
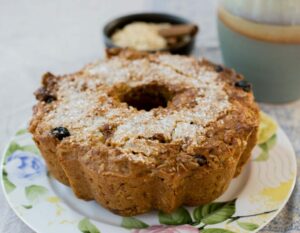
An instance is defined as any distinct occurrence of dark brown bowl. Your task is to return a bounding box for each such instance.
[103,12,197,55]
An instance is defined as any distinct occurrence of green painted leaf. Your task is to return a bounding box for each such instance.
[121,217,148,229]
[22,204,33,209]
[193,205,205,222]
[3,170,7,176]
[4,141,22,164]
[159,207,192,225]
[78,218,100,233]
[22,145,40,155]
[2,170,16,193]
[25,185,48,202]
[237,222,259,231]
[202,228,236,233]
[264,134,277,149]
[195,199,236,225]
[255,134,277,162]
[16,128,28,136]
[255,148,269,162]
[257,112,277,145]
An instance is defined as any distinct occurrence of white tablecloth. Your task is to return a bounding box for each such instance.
[0,1,299,232]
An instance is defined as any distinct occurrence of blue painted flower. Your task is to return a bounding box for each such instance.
[6,151,46,180]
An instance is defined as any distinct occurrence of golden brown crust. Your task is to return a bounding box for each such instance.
[29,49,259,216]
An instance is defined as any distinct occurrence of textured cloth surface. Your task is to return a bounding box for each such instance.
[0,0,299,232]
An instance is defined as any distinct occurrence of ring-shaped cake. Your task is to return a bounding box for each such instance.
[29,49,259,216]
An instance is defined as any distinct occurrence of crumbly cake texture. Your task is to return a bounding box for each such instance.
[29,49,259,216]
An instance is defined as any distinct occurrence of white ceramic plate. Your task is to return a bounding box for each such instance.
[1,124,296,233]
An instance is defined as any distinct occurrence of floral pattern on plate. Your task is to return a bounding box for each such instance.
[1,113,297,233]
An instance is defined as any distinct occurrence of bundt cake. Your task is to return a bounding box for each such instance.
[29,49,259,216]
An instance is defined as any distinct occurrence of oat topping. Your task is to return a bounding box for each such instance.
[29,50,259,216]
[42,53,232,153]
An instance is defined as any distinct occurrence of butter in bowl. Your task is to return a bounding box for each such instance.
[103,13,198,54]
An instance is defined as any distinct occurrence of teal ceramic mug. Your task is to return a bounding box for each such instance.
[217,4,300,103]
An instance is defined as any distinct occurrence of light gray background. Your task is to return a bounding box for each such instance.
[0,0,299,232]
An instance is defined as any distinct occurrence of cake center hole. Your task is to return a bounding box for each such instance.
[120,84,174,111]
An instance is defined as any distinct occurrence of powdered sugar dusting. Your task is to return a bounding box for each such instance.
[42,53,232,151]
[153,54,200,77]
